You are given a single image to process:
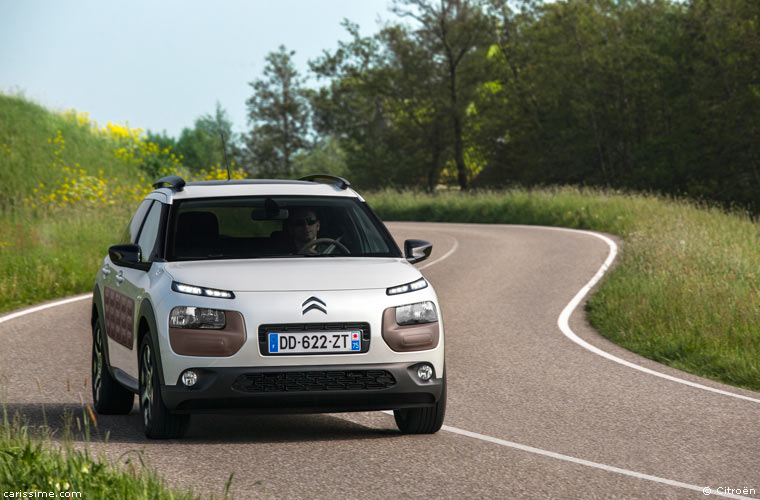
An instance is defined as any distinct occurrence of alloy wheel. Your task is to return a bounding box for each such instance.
[140,344,154,427]
[92,325,103,402]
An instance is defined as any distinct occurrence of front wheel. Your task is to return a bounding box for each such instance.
[394,373,446,434]
[139,334,189,439]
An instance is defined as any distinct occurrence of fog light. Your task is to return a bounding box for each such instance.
[416,364,433,381]
[181,370,198,387]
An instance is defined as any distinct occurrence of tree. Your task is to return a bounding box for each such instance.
[245,45,311,177]
[310,20,453,191]
[391,0,494,189]
[291,135,348,178]
[174,102,237,174]
[306,0,760,211]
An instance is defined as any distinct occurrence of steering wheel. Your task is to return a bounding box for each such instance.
[297,237,351,255]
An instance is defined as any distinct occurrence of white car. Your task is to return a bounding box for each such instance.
[91,174,445,438]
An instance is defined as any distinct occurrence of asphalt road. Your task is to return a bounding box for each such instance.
[1,222,758,499]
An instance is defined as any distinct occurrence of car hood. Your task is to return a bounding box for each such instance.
[162,258,422,292]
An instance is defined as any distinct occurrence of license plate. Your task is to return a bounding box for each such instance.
[268,331,362,354]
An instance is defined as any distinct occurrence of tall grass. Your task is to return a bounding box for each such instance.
[0,206,134,311]
[0,403,222,499]
[367,188,760,391]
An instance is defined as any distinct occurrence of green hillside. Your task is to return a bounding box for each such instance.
[0,94,173,309]
[0,94,245,311]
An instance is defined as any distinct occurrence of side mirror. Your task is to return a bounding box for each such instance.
[404,239,432,264]
[108,244,151,271]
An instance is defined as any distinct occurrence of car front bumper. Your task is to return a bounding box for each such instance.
[161,362,444,413]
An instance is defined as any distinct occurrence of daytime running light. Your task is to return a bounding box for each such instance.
[386,277,428,296]
[171,281,235,299]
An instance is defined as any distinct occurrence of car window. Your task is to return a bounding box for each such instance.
[120,199,154,245]
[167,196,401,261]
[347,203,394,254]
[136,201,163,262]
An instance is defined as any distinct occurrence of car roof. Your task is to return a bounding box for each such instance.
[146,178,365,204]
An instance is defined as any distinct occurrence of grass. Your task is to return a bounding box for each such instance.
[366,188,760,391]
[0,206,135,312]
[0,401,227,500]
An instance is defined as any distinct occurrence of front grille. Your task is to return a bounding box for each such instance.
[258,322,371,356]
[231,370,396,393]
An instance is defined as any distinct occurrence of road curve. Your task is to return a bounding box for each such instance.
[1,222,758,500]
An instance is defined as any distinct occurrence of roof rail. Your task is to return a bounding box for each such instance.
[152,175,186,192]
[298,174,350,190]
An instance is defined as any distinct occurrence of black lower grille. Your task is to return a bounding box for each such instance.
[231,370,396,393]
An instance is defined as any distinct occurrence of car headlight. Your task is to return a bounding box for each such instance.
[387,277,427,296]
[170,306,226,329]
[395,301,437,325]
[172,281,235,299]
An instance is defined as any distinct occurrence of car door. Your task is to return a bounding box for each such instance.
[103,199,158,380]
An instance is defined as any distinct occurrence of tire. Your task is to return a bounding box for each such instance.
[92,316,134,414]
[394,372,446,434]
[139,334,189,439]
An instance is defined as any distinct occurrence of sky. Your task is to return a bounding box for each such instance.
[0,0,391,138]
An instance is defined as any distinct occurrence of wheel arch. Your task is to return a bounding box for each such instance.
[91,284,103,328]
[137,298,167,386]
[91,284,114,370]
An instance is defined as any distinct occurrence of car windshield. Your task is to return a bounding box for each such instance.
[166,195,402,261]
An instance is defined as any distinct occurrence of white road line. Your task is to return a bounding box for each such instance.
[440,424,754,499]
[393,223,758,496]
[410,221,760,404]
[418,237,459,270]
[545,226,760,405]
[379,411,751,498]
[0,293,92,325]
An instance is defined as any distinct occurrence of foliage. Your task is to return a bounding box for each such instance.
[310,3,493,191]
[306,0,760,212]
[244,45,312,177]
[175,103,240,177]
[291,135,348,178]
[471,0,760,212]
[310,21,452,191]
[390,0,494,189]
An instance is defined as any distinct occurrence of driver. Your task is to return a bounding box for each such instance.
[286,207,320,254]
